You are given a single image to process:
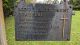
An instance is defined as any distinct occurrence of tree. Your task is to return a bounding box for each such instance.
[3,0,16,17]
[70,0,80,10]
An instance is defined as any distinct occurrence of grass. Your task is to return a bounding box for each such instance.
[5,11,80,45]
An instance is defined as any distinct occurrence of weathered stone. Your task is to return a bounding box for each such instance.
[14,0,73,41]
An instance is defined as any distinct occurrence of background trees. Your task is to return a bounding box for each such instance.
[3,0,16,17]
[69,0,80,10]
[2,0,80,17]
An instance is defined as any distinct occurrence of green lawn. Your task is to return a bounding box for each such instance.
[5,11,80,45]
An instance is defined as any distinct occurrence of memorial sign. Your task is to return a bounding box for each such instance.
[14,0,73,41]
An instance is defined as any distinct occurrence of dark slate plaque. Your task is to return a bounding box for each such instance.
[14,0,72,41]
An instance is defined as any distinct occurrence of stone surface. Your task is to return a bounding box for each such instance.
[14,0,73,41]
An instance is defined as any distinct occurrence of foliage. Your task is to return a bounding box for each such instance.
[69,0,80,10]
[2,0,80,17]
[3,0,16,17]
